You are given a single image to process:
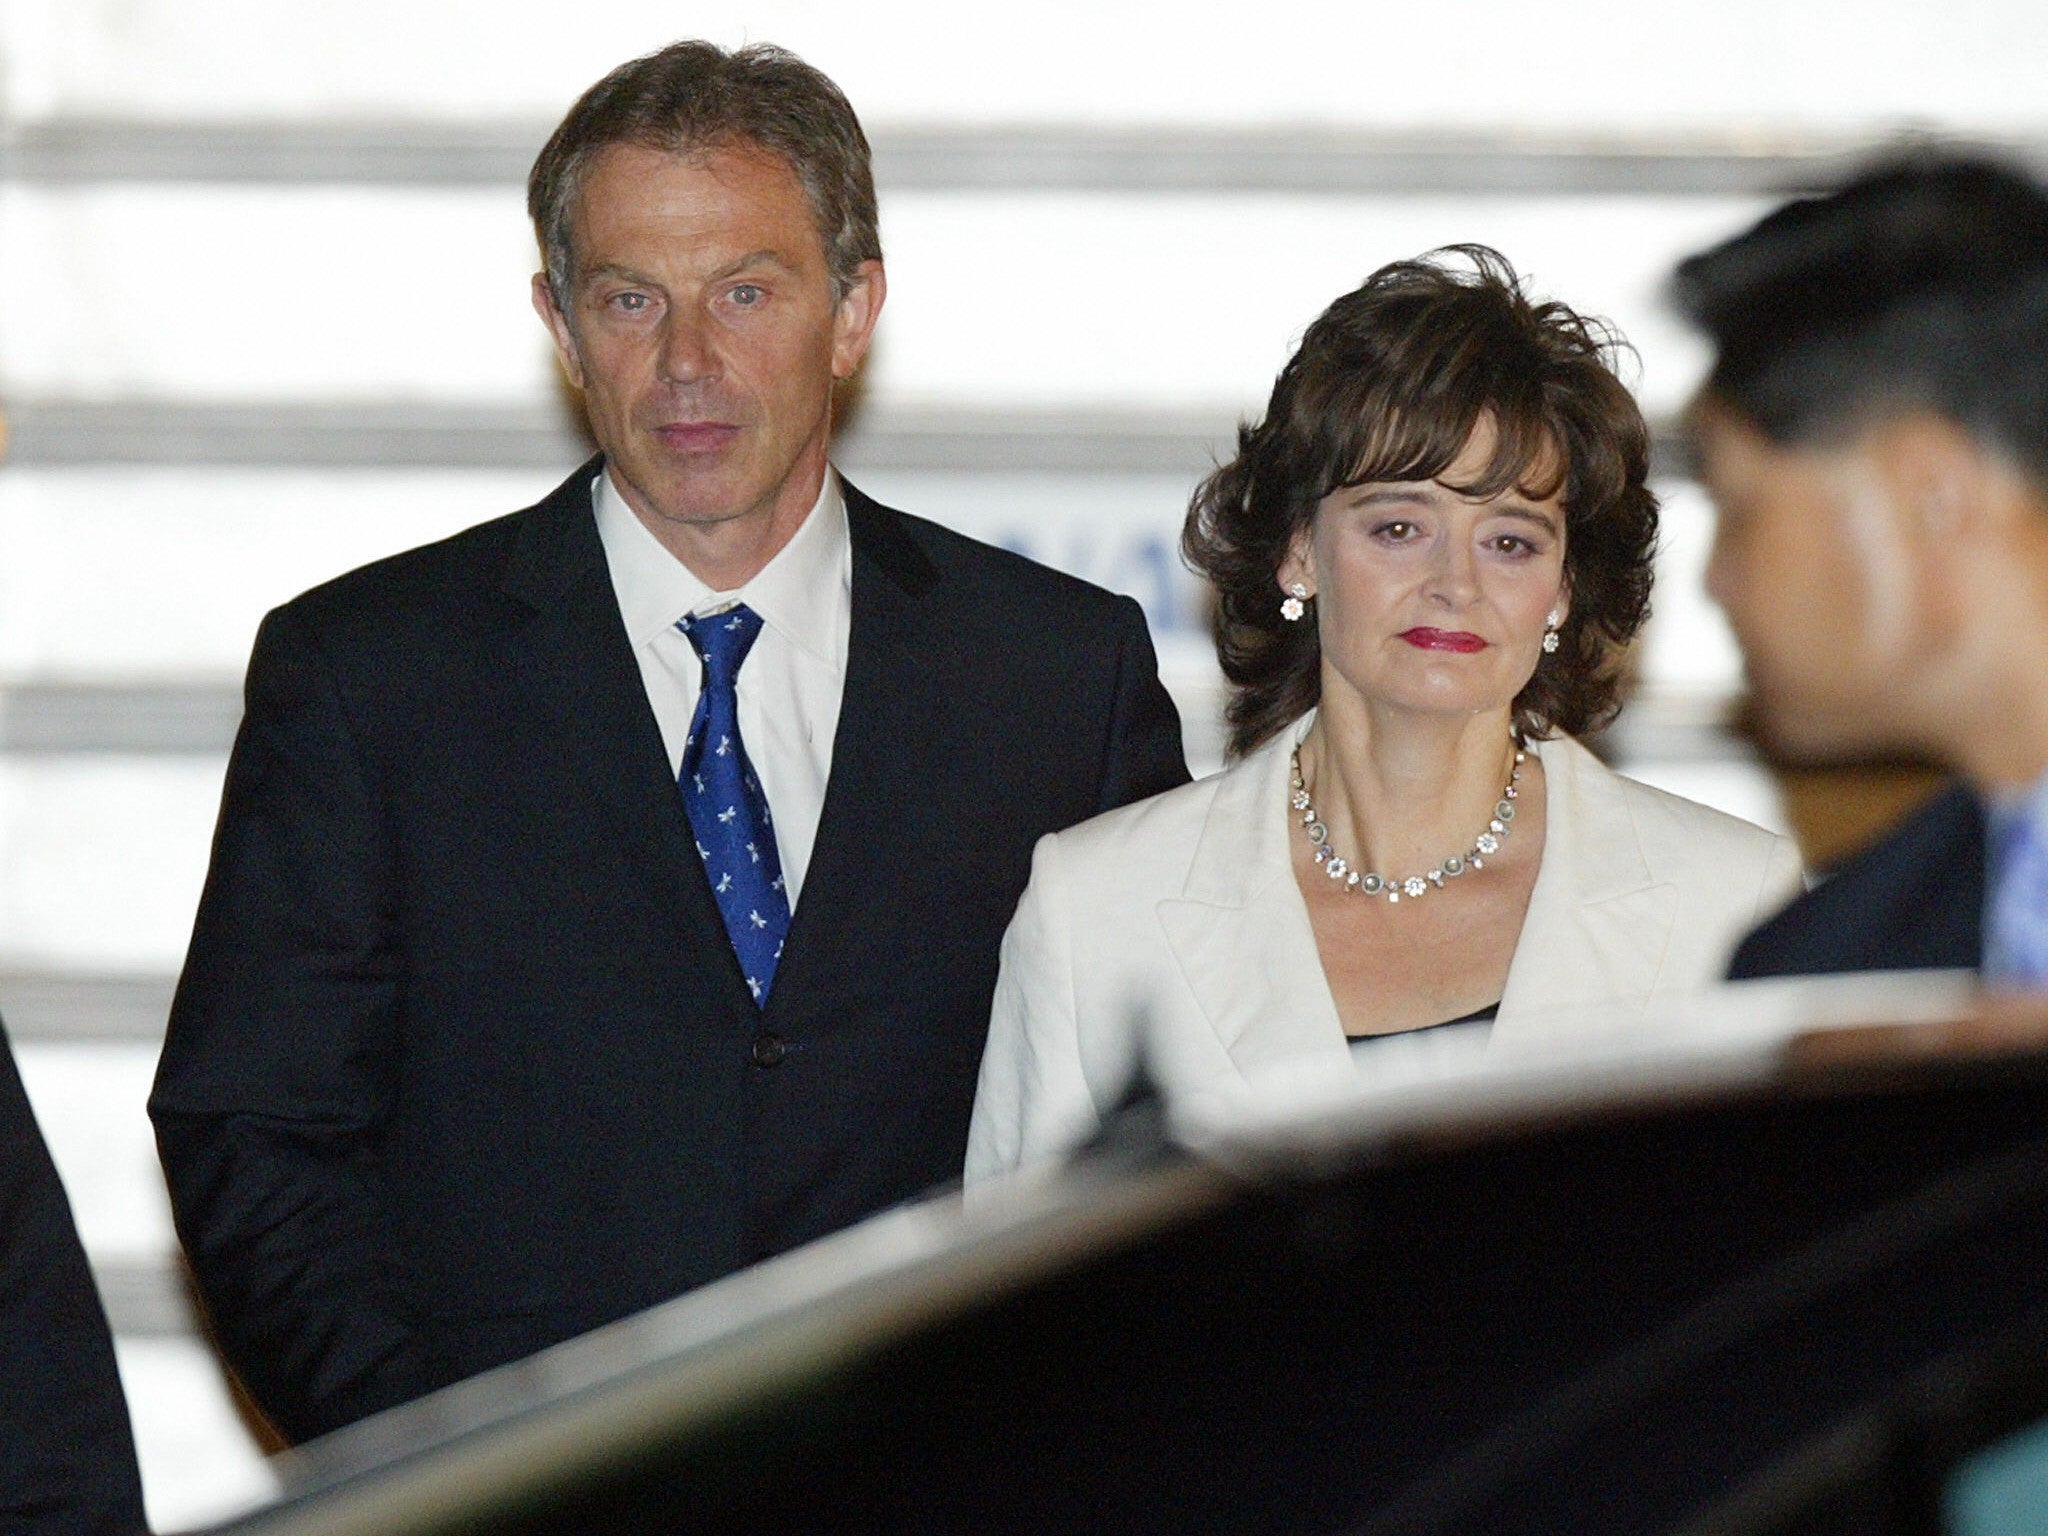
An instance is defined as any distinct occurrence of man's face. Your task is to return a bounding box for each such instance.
[534,141,883,567]
[1695,401,1928,760]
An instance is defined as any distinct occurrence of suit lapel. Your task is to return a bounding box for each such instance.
[497,461,757,1013]
[761,483,941,1013]
[1155,727,1351,1079]
[1493,735,1676,1047]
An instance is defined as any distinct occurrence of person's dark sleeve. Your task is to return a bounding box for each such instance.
[149,605,427,1444]
[1095,595,1190,811]
[0,1024,147,1536]
[1728,785,1984,980]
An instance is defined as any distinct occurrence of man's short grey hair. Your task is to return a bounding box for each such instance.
[528,40,882,309]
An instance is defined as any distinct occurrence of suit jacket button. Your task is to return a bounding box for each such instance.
[751,1032,786,1068]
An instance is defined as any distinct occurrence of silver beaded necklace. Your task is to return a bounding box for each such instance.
[1290,743,1526,904]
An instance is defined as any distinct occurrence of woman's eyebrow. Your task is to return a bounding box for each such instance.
[1348,485,1447,508]
[1491,504,1562,532]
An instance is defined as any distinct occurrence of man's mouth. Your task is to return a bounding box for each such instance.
[654,422,741,453]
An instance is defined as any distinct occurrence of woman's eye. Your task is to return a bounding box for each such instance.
[1372,520,1416,541]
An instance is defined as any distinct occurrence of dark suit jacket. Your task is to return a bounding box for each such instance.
[150,466,1188,1444]
[0,1021,147,1535]
[1727,783,1984,979]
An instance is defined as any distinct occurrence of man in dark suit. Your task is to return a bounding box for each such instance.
[1672,154,2048,981]
[0,1021,147,1534]
[149,40,1185,1445]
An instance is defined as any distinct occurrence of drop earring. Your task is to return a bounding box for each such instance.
[1541,609,1562,654]
[1280,582,1309,623]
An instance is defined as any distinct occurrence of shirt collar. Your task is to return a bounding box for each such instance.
[1989,762,2048,849]
[593,467,850,668]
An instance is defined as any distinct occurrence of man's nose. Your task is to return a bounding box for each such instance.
[657,311,716,383]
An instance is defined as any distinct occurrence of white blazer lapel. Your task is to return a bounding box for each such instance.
[1494,735,1677,1048]
[1155,727,1351,1080]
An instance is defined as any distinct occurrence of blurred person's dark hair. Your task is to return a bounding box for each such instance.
[1673,151,2048,481]
[529,40,881,309]
[1184,244,1658,758]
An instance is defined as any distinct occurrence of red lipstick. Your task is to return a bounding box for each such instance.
[1399,627,1487,653]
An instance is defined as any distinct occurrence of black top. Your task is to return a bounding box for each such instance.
[1347,1001,1500,1043]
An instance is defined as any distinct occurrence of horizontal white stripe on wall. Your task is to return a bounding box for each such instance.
[7,0,2048,132]
[0,468,1741,702]
[0,759,226,968]
[13,1040,172,1258]
[0,184,1768,412]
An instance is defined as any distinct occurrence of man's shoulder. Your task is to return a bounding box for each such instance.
[1728,782,1985,979]
[844,482,1141,626]
[276,466,590,634]
[288,511,521,617]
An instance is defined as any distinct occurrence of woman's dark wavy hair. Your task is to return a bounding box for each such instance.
[1183,245,1658,759]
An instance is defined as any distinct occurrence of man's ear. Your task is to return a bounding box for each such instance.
[831,260,887,380]
[532,273,586,391]
[1869,413,2003,542]
[1860,413,2026,657]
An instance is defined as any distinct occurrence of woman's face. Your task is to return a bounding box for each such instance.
[1281,427,1570,725]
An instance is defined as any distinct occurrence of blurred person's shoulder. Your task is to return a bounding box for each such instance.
[1731,784,1982,979]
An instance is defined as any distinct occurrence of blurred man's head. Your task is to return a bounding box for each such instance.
[1677,154,2048,785]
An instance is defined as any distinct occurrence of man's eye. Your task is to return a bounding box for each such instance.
[609,292,650,312]
[730,284,764,306]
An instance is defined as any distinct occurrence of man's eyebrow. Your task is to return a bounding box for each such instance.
[711,249,798,281]
[581,261,661,287]
[579,250,798,287]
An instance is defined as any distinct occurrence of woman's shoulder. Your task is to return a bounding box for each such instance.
[1541,733,1796,867]
[1041,730,1291,874]
[1051,758,1238,861]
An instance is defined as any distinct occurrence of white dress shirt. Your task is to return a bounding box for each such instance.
[593,469,851,908]
[1982,765,2048,984]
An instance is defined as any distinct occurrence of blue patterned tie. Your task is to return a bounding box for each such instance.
[678,605,790,1006]
[1984,800,2048,988]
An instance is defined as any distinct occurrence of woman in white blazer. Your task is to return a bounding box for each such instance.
[968,248,1802,1181]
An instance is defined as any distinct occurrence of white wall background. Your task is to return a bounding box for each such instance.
[7,0,2048,129]
[4,2,2045,1526]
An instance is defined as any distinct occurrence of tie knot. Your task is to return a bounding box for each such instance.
[679,603,765,682]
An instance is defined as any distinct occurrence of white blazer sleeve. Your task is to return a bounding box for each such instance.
[965,832,1102,1184]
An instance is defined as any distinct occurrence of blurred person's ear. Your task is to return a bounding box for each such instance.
[1869,412,2048,566]
[1863,412,2048,689]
